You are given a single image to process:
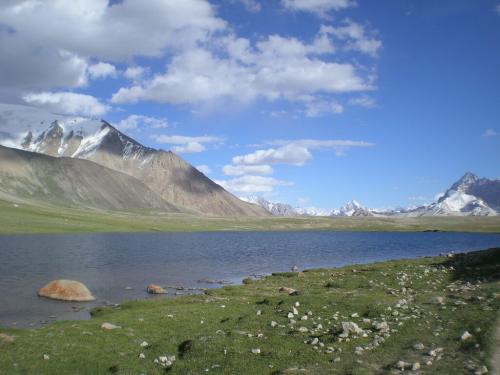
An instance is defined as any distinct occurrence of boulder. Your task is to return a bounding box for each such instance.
[38,280,95,302]
[147,284,167,294]
[101,322,121,330]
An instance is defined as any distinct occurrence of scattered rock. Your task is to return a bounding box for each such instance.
[140,341,149,347]
[251,348,261,354]
[139,353,146,359]
[43,354,50,360]
[279,287,298,296]
[429,347,443,357]
[101,323,121,330]
[461,331,472,341]
[340,322,363,337]
[429,296,445,305]
[375,321,389,334]
[412,362,421,371]
[38,280,95,302]
[147,284,167,294]
[155,355,176,367]
[270,321,278,327]
[413,342,425,350]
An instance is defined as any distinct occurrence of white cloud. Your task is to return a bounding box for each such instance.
[496,4,500,14]
[112,29,372,108]
[282,0,356,16]
[196,165,212,174]
[349,95,376,108]
[0,0,225,97]
[321,20,382,57]
[483,129,497,137]
[215,175,291,193]
[223,164,273,176]
[124,66,147,81]
[116,115,168,131]
[22,91,110,116]
[153,134,224,153]
[232,144,313,166]
[88,62,118,79]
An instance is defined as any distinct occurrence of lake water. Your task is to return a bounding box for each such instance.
[1,231,500,327]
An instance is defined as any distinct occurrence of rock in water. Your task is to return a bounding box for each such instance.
[147,284,167,294]
[38,280,95,302]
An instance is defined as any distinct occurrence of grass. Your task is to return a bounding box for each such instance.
[0,248,499,374]
[1,199,500,235]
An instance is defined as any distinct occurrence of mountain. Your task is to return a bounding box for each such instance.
[0,145,179,211]
[0,103,268,217]
[240,196,297,216]
[403,173,499,217]
[331,200,374,217]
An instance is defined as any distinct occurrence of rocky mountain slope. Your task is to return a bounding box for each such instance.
[0,103,268,217]
[0,145,179,211]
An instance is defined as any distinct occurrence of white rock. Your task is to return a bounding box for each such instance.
[101,323,121,330]
[310,338,319,346]
[270,321,278,327]
[292,307,299,315]
[461,331,472,341]
[43,354,50,360]
[251,348,261,354]
[287,312,294,319]
[412,362,421,371]
[140,341,149,347]
[341,321,363,336]
[139,353,146,359]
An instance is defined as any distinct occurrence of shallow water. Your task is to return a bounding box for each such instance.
[1,231,499,327]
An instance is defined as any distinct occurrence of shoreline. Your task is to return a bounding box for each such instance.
[1,248,499,374]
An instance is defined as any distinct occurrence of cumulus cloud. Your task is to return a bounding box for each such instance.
[282,0,356,16]
[232,144,313,166]
[153,134,224,153]
[88,62,118,79]
[215,175,291,193]
[237,0,262,12]
[0,0,225,97]
[112,28,372,109]
[223,164,274,176]
[124,66,147,81]
[321,20,382,57]
[115,115,168,131]
[22,91,110,116]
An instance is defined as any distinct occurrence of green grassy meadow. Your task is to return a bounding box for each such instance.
[1,199,500,235]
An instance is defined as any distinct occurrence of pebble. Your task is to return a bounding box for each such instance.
[251,348,261,354]
[139,353,146,359]
[140,341,149,347]
[270,321,278,327]
[461,331,472,341]
[413,342,425,350]
[43,354,50,360]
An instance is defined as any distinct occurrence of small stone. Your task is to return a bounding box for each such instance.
[257,310,262,316]
[139,353,146,359]
[341,322,363,336]
[310,338,319,346]
[412,362,421,371]
[429,296,444,305]
[292,307,299,315]
[43,354,50,360]
[270,321,278,327]
[287,312,294,319]
[413,342,425,350]
[101,323,121,330]
[461,331,472,341]
[298,327,308,333]
[294,302,300,307]
[251,348,261,354]
[375,321,389,334]
[140,341,149,347]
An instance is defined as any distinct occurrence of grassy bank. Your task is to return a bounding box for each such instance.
[1,248,499,374]
[1,199,500,235]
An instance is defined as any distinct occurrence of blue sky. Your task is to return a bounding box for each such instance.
[1,0,499,209]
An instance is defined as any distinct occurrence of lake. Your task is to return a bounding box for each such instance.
[1,231,500,327]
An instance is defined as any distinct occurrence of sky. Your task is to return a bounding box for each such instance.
[0,0,499,210]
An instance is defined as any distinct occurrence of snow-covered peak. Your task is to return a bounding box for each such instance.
[447,172,480,195]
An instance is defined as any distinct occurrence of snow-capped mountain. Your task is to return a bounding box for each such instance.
[0,103,268,217]
[330,200,374,217]
[406,173,499,216]
[240,196,297,216]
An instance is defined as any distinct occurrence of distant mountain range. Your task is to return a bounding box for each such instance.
[0,103,268,217]
[243,172,500,217]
